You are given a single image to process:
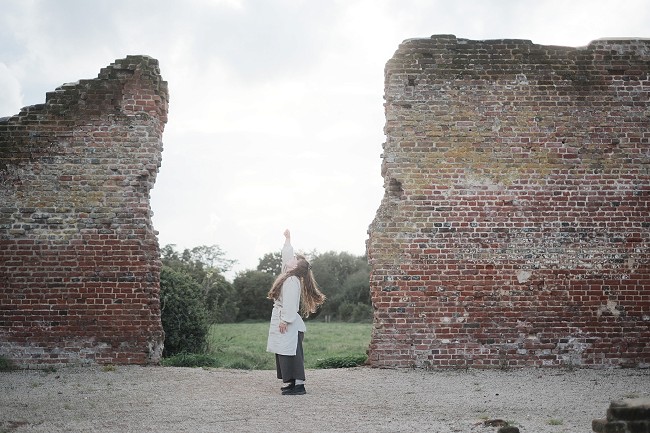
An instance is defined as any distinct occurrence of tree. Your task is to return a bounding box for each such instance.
[310,252,370,320]
[242,249,372,321]
[204,272,239,323]
[257,252,282,275]
[233,270,275,321]
[341,267,372,305]
[188,245,236,273]
[161,244,238,324]
[161,244,235,279]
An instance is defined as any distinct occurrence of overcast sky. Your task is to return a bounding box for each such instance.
[1,0,648,279]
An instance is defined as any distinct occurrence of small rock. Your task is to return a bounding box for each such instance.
[484,419,507,427]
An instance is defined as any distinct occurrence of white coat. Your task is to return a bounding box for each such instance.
[266,240,306,356]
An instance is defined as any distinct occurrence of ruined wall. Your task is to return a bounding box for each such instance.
[0,56,168,367]
[367,36,650,368]
[592,398,650,433]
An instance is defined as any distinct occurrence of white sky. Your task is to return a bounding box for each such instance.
[1,0,648,279]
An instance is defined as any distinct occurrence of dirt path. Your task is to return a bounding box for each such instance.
[1,366,648,433]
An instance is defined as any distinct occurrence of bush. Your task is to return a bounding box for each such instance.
[337,302,373,322]
[225,360,255,370]
[350,303,373,322]
[160,266,209,356]
[337,302,354,321]
[314,354,368,369]
[160,244,239,325]
[162,353,221,368]
[162,350,269,370]
[0,356,17,371]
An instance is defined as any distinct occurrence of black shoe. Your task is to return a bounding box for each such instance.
[280,381,295,393]
[283,384,306,395]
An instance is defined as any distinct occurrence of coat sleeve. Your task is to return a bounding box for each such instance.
[280,277,301,324]
[281,239,294,270]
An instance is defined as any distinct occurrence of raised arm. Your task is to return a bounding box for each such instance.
[281,229,294,268]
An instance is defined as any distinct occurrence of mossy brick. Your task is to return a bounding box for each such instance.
[608,399,650,422]
[0,56,168,367]
[367,35,650,369]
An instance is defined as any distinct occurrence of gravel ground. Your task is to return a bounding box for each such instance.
[1,366,648,433]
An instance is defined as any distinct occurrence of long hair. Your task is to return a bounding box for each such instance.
[267,255,326,317]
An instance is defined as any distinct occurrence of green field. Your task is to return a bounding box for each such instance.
[206,321,372,369]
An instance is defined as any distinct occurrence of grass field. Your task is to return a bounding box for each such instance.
[206,321,372,369]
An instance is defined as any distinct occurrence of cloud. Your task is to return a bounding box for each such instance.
[0,63,23,116]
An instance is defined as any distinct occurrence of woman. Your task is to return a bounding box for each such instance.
[266,229,326,395]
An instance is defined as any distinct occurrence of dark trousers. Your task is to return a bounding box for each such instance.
[275,331,305,382]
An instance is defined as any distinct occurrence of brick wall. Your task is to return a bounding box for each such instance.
[0,56,168,367]
[592,398,650,433]
[367,35,650,368]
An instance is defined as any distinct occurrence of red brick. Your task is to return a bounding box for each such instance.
[0,56,167,367]
[368,36,650,369]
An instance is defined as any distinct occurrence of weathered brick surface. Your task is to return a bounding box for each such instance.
[593,398,650,433]
[367,35,650,368]
[0,56,168,367]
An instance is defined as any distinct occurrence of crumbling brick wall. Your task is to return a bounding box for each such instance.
[592,398,650,433]
[0,56,168,367]
[367,35,650,368]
